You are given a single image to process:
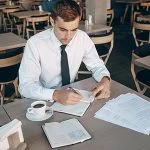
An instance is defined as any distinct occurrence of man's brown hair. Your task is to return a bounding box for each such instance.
[51,0,81,22]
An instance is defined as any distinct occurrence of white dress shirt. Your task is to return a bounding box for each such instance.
[19,28,110,101]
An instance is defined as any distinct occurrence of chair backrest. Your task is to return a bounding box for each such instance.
[90,32,114,64]
[131,44,150,94]
[26,14,49,23]
[0,53,23,68]
[132,21,150,46]
[26,14,50,37]
[3,7,21,13]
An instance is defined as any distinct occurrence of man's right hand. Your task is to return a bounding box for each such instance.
[52,89,82,105]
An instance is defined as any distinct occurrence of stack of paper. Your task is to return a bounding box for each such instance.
[95,93,150,135]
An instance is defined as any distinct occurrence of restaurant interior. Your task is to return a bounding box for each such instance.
[0,0,150,149]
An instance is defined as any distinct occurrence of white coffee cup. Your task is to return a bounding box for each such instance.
[27,101,49,117]
[38,5,43,12]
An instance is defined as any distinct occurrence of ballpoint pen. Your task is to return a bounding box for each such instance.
[68,87,81,95]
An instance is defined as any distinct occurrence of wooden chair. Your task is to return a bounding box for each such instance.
[140,1,150,12]
[26,14,50,39]
[0,119,28,150]
[77,31,114,76]
[107,9,114,26]
[132,20,150,46]
[0,48,23,105]
[131,44,150,94]
[3,7,20,32]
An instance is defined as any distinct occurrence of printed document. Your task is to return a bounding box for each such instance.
[95,93,150,135]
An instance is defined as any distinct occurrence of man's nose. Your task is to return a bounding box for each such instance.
[66,31,71,39]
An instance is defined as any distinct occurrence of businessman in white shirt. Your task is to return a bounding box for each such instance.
[19,0,110,105]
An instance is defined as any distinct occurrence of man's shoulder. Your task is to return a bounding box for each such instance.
[28,29,51,43]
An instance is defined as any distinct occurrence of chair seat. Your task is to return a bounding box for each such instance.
[136,32,149,41]
[0,64,20,83]
[136,69,150,86]
[133,44,150,57]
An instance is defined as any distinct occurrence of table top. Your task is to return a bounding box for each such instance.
[3,78,150,150]
[0,5,20,11]
[79,23,112,34]
[0,32,26,51]
[135,55,150,70]
[0,106,11,126]
[10,10,49,19]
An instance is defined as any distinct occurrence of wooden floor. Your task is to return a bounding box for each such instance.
[0,18,150,98]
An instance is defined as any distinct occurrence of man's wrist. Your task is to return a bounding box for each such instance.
[101,76,110,82]
[52,90,58,101]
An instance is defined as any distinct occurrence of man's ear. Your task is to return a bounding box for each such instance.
[50,17,55,26]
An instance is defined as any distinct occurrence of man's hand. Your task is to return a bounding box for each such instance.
[52,89,82,105]
[92,76,110,100]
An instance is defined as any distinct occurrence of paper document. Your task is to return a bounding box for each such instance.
[95,93,150,135]
[51,89,94,116]
[42,118,91,148]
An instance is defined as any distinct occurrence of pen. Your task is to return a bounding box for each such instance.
[68,87,81,95]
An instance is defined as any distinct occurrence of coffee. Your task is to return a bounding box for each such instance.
[33,104,44,108]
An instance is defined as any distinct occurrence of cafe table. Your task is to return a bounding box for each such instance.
[3,78,150,150]
[0,32,26,52]
[79,22,112,35]
[0,106,11,127]
[10,10,49,38]
[135,55,150,70]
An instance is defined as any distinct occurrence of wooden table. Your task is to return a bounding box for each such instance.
[135,55,150,70]
[0,32,26,52]
[0,106,11,126]
[10,10,49,38]
[79,22,112,35]
[3,78,150,150]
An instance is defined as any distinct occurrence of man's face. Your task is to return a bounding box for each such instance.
[51,16,80,45]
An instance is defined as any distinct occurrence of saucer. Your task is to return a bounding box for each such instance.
[26,107,53,121]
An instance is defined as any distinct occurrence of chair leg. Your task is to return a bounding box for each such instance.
[13,78,19,98]
[0,84,5,106]
[122,5,129,23]
[139,87,147,94]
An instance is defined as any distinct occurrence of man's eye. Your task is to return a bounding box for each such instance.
[60,29,66,31]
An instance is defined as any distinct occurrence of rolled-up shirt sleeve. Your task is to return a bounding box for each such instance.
[19,40,54,102]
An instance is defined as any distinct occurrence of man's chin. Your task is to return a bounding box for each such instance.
[61,40,70,45]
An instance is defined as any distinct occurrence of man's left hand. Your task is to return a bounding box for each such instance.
[92,76,110,100]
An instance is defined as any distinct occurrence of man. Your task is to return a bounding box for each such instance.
[19,0,110,105]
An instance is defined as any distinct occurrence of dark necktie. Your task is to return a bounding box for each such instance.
[60,45,70,86]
